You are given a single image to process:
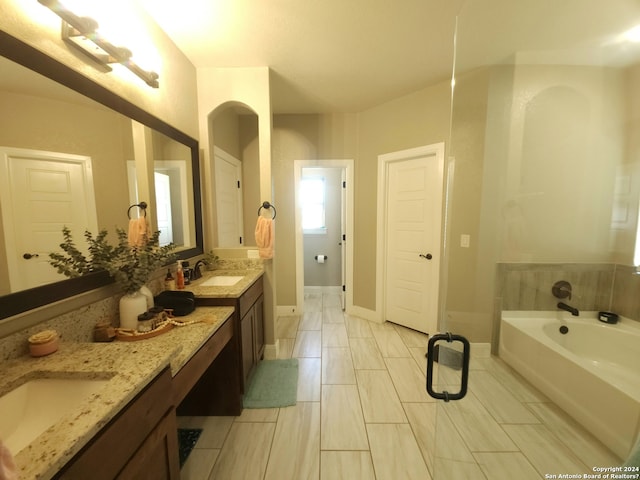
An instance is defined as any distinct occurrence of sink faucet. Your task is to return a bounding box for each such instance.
[557,302,579,316]
[193,259,206,280]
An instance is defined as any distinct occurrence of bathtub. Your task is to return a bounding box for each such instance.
[499,311,640,459]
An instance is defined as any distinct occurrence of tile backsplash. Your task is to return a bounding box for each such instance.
[0,258,263,362]
[496,262,640,322]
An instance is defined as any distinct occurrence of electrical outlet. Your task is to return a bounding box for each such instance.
[460,234,470,248]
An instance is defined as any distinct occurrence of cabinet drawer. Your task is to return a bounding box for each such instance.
[239,278,263,318]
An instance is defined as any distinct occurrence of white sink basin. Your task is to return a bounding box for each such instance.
[0,377,109,455]
[200,275,243,287]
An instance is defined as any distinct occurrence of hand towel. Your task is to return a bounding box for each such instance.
[255,216,274,259]
[0,440,17,480]
[128,217,150,247]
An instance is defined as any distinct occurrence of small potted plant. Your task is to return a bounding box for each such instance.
[50,227,175,329]
[203,250,219,271]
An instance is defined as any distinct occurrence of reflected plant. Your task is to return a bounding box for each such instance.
[49,227,176,294]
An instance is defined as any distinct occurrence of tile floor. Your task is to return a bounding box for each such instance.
[178,288,621,479]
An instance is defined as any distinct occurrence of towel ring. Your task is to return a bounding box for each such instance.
[258,201,276,219]
[127,201,147,219]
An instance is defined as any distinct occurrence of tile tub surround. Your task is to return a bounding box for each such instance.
[496,262,640,321]
[0,306,233,480]
[493,262,640,350]
[496,263,615,313]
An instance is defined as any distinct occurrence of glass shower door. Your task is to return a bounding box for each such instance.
[430,0,640,478]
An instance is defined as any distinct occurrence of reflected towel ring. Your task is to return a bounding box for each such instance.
[258,201,276,219]
[127,201,148,219]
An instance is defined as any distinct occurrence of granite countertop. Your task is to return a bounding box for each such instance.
[0,306,234,480]
[185,268,264,298]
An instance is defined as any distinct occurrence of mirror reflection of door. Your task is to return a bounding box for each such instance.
[0,147,98,292]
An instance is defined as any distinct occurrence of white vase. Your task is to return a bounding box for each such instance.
[139,284,154,309]
[119,290,148,330]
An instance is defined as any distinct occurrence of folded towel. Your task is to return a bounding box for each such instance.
[255,216,274,259]
[0,440,17,480]
[128,217,150,247]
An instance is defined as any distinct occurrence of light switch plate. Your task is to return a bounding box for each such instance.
[460,234,470,248]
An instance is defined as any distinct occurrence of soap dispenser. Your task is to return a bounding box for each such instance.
[164,268,176,291]
[176,261,185,290]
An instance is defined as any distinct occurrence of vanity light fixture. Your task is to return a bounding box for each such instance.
[37,0,160,88]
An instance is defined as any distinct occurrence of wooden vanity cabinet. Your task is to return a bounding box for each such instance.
[196,276,265,392]
[240,294,265,383]
[56,367,179,480]
[175,317,242,416]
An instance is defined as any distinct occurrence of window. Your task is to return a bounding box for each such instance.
[301,176,326,234]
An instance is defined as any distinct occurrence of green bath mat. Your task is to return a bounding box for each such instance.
[243,359,299,408]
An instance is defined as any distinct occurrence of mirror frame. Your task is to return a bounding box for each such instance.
[0,30,203,320]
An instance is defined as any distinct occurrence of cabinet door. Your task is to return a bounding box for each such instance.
[253,296,265,361]
[56,369,176,480]
[241,309,255,383]
[116,409,180,480]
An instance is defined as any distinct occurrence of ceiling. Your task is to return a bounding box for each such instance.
[137,0,464,114]
[137,0,640,114]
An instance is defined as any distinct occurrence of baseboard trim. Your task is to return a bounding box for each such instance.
[264,339,279,360]
[276,305,299,316]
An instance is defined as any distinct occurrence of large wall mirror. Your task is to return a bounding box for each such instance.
[0,31,203,320]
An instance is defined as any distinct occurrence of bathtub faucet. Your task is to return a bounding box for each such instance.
[557,302,579,316]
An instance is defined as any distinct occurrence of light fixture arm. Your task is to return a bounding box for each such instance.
[37,0,159,88]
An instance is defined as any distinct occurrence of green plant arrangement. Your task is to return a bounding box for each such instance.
[203,250,219,270]
[49,226,176,294]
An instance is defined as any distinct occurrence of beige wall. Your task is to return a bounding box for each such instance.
[0,0,198,139]
[195,66,277,349]
[446,64,628,342]
[211,109,241,159]
[262,84,451,310]
[355,81,452,310]
[270,114,358,306]
[0,0,198,334]
[0,91,135,294]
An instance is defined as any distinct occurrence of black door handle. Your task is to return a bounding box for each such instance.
[419,253,433,260]
[425,332,470,401]
[23,253,40,259]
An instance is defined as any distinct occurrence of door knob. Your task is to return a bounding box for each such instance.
[419,253,433,260]
[23,253,39,259]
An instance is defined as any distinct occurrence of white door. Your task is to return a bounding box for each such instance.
[0,147,98,292]
[382,145,444,334]
[214,147,244,247]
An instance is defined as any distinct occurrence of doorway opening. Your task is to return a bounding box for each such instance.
[294,160,354,314]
